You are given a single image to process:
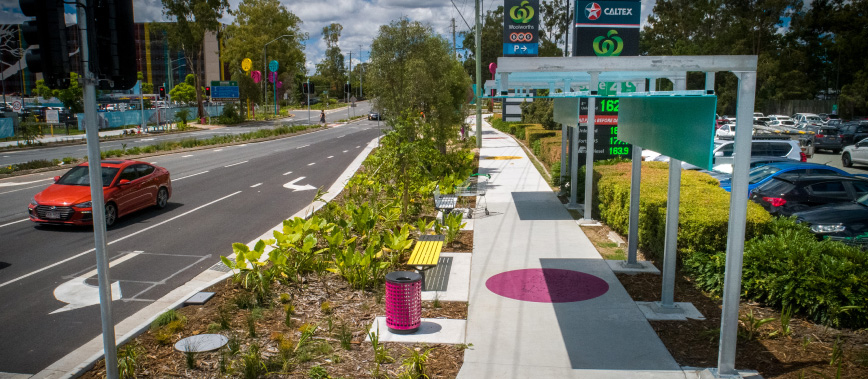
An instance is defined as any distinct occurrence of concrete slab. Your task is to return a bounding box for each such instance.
[607,231,626,245]
[457,363,689,379]
[184,291,215,305]
[636,302,706,321]
[607,260,662,275]
[0,373,33,379]
[421,252,471,302]
[366,317,466,345]
[687,367,763,379]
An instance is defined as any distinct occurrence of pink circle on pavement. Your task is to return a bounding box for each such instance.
[485,268,609,303]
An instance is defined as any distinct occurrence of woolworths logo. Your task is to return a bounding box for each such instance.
[593,30,624,56]
[510,1,535,23]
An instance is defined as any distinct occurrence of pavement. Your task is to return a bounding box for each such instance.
[457,116,689,379]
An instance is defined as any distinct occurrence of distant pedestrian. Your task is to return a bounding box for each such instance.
[320,110,325,124]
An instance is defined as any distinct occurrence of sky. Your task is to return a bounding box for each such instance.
[0,0,659,73]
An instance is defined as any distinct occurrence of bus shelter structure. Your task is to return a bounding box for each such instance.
[482,55,758,378]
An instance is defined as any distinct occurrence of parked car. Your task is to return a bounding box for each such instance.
[749,174,868,216]
[368,112,381,120]
[712,138,805,166]
[841,137,868,168]
[801,125,843,153]
[715,123,737,139]
[753,117,771,126]
[718,161,849,193]
[28,160,172,227]
[826,119,844,128]
[793,113,824,127]
[753,112,764,118]
[710,156,796,175]
[794,195,868,243]
[837,121,868,146]
[768,119,797,131]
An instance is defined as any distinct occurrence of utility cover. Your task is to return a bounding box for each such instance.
[617,96,717,170]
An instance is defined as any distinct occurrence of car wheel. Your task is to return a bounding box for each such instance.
[843,153,853,167]
[156,187,169,209]
[105,203,117,227]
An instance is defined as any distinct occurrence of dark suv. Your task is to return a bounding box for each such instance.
[838,121,868,146]
[802,126,844,153]
[750,174,868,216]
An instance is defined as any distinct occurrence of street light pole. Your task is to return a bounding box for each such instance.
[262,34,293,116]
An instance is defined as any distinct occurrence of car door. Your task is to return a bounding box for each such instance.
[851,139,868,164]
[803,180,850,207]
[846,180,868,201]
[135,164,159,208]
[112,166,142,214]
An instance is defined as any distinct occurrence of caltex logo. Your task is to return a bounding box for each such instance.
[585,2,602,20]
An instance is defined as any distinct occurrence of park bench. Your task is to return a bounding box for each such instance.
[407,234,445,288]
[432,184,457,223]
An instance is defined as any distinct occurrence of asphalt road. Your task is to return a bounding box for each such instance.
[807,148,868,175]
[0,102,373,167]
[0,117,384,375]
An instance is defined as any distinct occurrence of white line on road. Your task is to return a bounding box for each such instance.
[173,171,209,181]
[251,183,262,188]
[0,219,28,228]
[283,171,293,176]
[213,149,223,152]
[343,150,348,153]
[0,191,242,289]
[0,182,53,196]
[356,146,361,148]
[327,156,333,159]
[224,161,248,167]
[297,144,310,149]
[338,135,345,138]
[0,178,53,187]
[308,162,316,166]
[182,155,194,158]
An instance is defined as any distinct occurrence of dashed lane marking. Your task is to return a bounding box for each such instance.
[173,171,209,181]
[224,161,248,168]
[308,162,316,166]
[251,183,262,188]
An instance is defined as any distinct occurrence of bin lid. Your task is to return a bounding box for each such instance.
[386,271,422,283]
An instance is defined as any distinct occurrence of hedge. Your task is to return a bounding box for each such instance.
[526,129,558,148]
[595,161,772,260]
[684,217,868,329]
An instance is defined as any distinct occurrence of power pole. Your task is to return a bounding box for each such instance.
[452,18,457,59]
[359,45,363,99]
[475,0,481,148]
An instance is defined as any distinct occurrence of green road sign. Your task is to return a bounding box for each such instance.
[211,81,238,87]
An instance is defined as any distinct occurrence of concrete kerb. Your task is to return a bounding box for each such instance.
[35,135,383,379]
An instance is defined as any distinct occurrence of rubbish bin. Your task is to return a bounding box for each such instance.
[385,271,422,334]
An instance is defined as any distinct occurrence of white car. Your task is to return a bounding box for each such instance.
[753,112,764,118]
[715,124,737,139]
[793,113,824,127]
[841,138,868,168]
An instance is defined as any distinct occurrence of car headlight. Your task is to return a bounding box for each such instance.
[73,201,92,208]
[810,224,846,234]
[30,198,38,206]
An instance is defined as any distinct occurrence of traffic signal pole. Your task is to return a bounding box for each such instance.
[77,2,119,377]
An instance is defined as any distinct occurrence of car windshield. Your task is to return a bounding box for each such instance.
[56,166,120,187]
[806,116,822,122]
[748,165,782,185]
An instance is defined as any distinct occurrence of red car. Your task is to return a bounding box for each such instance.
[29,160,172,227]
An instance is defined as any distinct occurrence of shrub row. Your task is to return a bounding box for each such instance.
[594,161,772,260]
[684,217,868,329]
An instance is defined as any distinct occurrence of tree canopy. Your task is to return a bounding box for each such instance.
[316,23,346,95]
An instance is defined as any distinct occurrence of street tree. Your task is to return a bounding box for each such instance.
[170,74,197,104]
[34,72,83,113]
[461,6,503,79]
[160,0,229,119]
[317,23,346,94]
[222,0,306,105]
[540,0,571,56]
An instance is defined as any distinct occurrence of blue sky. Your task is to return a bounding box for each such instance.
[0,0,659,73]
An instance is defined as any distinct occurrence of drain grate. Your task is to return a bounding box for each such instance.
[423,257,452,292]
[209,257,234,272]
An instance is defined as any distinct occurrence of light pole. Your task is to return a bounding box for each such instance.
[263,34,293,116]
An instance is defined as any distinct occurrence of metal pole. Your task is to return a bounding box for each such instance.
[626,145,642,265]
[717,70,756,376]
[474,0,482,148]
[139,81,145,132]
[660,75,687,309]
[262,45,266,116]
[78,3,118,377]
[307,79,310,125]
[582,72,599,218]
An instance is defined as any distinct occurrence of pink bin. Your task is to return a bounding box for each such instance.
[385,271,422,334]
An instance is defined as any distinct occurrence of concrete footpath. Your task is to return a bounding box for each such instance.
[458,118,686,378]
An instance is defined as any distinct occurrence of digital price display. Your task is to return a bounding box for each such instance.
[577,98,633,162]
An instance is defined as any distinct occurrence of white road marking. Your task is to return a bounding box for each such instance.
[182,155,194,158]
[327,156,334,159]
[297,144,310,149]
[0,191,242,289]
[283,177,316,192]
[0,219,28,228]
[283,171,293,176]
[173,171,209,181]
[0,182,54,196]
[213,149,223,152]
[308,162,316,166]
[0,178,53,187]
[138,138,155,142]
[338,135,345,138]
[251,183,262,188]
[51,252,140,314]
[343,150,348,153]
[224,161,248,167]
[238,144,248,147]
[150,162,158,164]
[356,145,361,148]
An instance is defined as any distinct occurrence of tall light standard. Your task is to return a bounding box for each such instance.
[263,34,293,115]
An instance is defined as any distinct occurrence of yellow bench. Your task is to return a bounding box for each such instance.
[407,235,445,287]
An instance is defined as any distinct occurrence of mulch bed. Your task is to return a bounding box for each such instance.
[582,223,868,378]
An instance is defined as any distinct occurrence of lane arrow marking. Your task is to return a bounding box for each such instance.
[51,251,140,314]
[283,177,316,192]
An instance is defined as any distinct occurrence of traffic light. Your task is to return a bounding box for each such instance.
[19,0,71,89]
[159,86,166,98]
[344,83,352,94]
[302,82,309,94]
[92,0,137,90]
[309,82,315,94]
[205,86,211,97]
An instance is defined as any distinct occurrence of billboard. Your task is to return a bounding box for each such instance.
[503,0,540,57]
[573,1,640,57]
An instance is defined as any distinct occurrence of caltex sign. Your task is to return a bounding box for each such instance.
[573,0,640,57]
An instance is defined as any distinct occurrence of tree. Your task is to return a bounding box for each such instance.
[317,23,346,94]
[222,0,306,105]
[540,0,571,56]
[461,6,503,79]
[169,74,197,103]
[137,72,154,94]
[34,72,83,113]
[160,0,229,119]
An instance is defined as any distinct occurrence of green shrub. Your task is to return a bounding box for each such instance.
[525,128,556,147]
[685,217,868,329]
[550,161,562,186]
[595,161,772,260]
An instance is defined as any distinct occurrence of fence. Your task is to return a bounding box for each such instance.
[0,118,12,138]
[75,105,224,130]
[761,100,836,116]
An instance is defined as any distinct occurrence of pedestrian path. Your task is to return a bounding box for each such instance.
[458,117,686,379]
